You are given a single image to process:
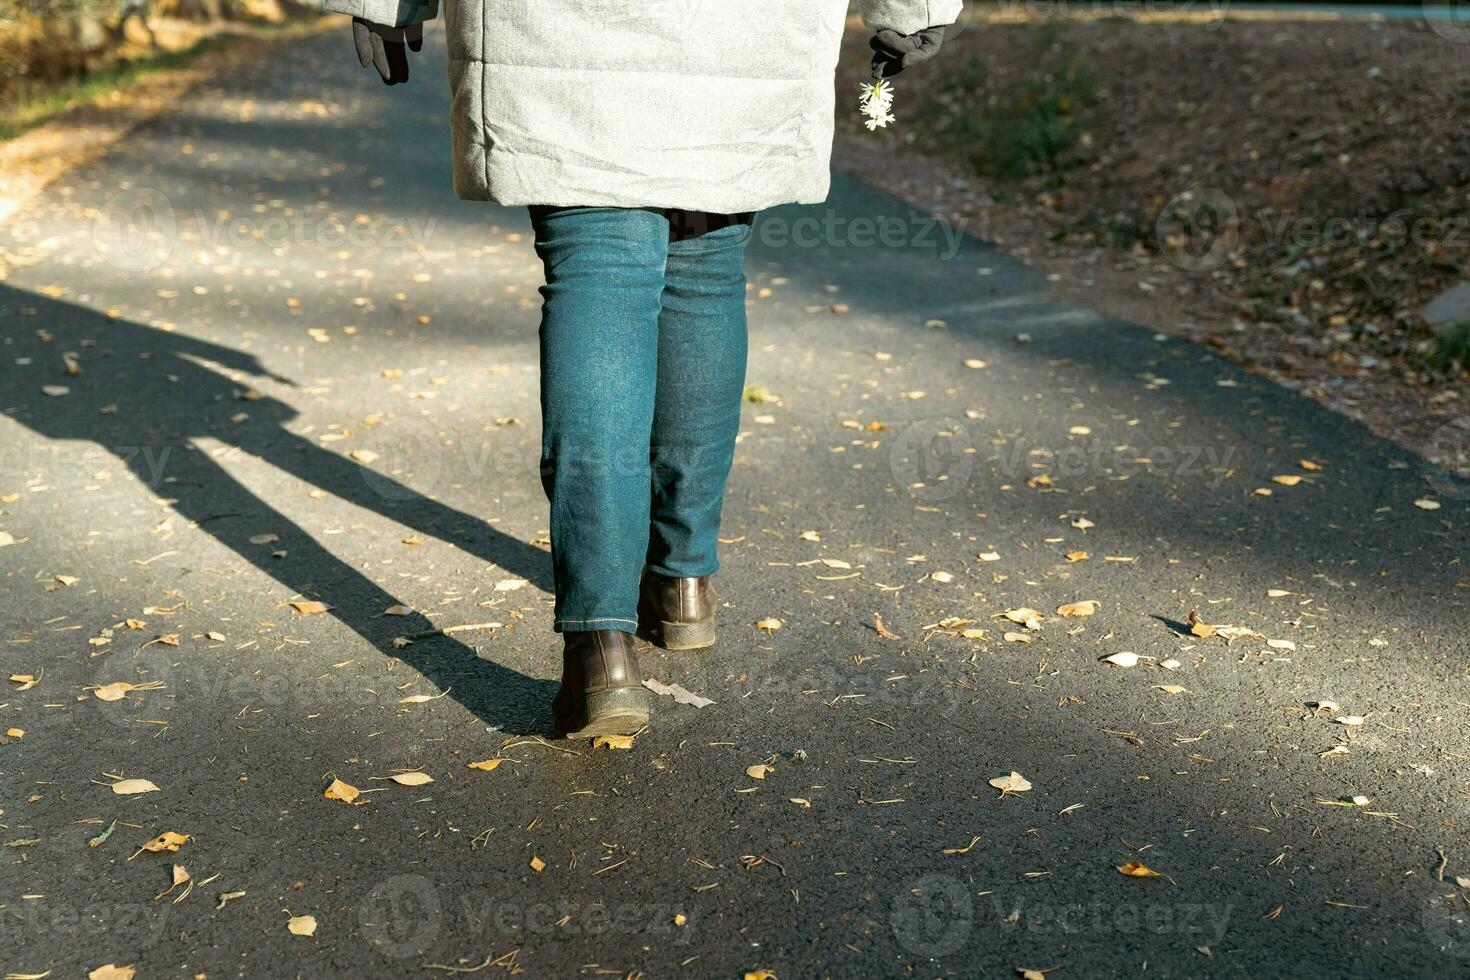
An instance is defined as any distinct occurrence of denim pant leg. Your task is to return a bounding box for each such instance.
[530,206,669,633]
[646,212,753,578]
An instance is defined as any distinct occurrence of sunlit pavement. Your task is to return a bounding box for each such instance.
[1,24,1468,979]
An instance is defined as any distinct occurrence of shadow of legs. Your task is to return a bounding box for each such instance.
[230,426,555,595]
[133,441,556,736]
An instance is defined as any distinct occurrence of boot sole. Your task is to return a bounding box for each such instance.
[653,618,716,651]
[638,587,717,651]
[557,688,651,740]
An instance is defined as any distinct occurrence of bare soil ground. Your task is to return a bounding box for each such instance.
[835,8,1470,473]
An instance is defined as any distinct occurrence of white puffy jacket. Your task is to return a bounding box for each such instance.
[323,0,962,212]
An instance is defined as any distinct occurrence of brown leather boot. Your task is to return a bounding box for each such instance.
[552,630,651,739]
[638,570,717,650]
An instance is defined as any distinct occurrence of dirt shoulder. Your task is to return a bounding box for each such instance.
[835,8,1470,475]
[0,13,331,233]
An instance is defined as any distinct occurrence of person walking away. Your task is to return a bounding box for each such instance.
[327,0,957,737]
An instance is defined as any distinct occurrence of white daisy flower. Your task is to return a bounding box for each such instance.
[864,110,896,131]
[859,79,896,129]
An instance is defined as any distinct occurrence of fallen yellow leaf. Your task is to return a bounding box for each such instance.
[140,831,190,853]
[468,758,505,772]
[286,913,317,936]
[1000,607,1045,629]
[324,778,361,804]
[592,734,634,750]
[88,965,136,980]
[1188,609,1217,638]
[1117,860,1161,879]
[110,778,160,796]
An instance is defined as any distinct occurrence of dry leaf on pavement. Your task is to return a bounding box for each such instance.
[139,831,190,854]
[593,734,634,750]
[643,678,715,708]
[286,913,317,936]
[989,771,1032,796]
[110,778,160,795]
[88,966,135,980]
[999,608,1045,629]
[324,778,361,804]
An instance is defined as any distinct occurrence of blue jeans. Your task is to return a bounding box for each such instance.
[530,206,753,633]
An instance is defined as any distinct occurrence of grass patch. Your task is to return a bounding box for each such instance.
[0,31,243,141]
[917,40,1098,181]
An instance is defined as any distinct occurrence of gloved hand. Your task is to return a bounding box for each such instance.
[870,25,945,79]
[352,18,423,85]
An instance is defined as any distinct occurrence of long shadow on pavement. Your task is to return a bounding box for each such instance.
[0,283,557,735]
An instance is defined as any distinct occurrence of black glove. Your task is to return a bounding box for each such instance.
[870,26,945,79]
[352,18,423,85]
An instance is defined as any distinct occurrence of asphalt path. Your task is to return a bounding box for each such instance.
[1,22,1468,980]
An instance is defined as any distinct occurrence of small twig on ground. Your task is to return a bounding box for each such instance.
[398,622,505,641]
[423,947,521,973]
[501,735,581,757]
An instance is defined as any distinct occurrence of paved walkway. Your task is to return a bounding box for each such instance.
[1,24,1467,979]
